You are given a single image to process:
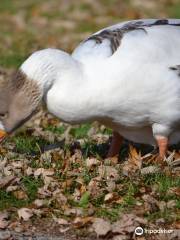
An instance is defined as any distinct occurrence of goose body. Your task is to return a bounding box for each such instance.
[1,19,180,156]
[46,19,180,146]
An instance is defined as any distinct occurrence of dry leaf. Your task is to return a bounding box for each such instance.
[112,214,147,234]
[26,167,33,176]
[6,185,18,192]
[53,190,67,205]
[98,166,119,181]
[122,146,142,176]
[142,194,159,212]
[104,192,119,203]
[64,208,83,217]
[38,186,52,198]
[88,178,101,197]
[0,176,16,189]
[53,217,69,225]
[73,216,93,228]
[13,190,28,200]
[18,208,33,221]
[113,235,129,240]
[86,158,100,169]
[92,218,111,236]
[33,199,46,207]
[0,212,9,229]
[167,200,176,209]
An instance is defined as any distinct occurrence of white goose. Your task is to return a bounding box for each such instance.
[0,18,180,159]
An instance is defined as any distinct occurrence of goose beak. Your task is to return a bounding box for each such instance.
[0,130,7,142]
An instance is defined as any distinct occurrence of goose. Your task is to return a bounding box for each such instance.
[0,18,180,159]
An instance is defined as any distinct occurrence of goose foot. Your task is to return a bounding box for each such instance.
[155,135,168,162]
[107,131,123,157]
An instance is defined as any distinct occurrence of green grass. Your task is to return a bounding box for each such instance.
[79,191,90,208]
[70,124,92,139]
[0,190,27,210]
[0,176,43,211]
[11,133,50,154]
[143,173,180,201]
[21,176,43,201]
[168,3,180,18]
[0,53,25,68]
[96,207,121,222]
[46,125,65,135]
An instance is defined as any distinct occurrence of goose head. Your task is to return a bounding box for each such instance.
[0,48,78,141]
[0,70,42,141]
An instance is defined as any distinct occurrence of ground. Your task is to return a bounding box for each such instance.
[0,1,180,239]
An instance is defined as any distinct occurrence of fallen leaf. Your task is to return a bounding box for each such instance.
[122,146,142,176]
[104,192,119,203]
[0,176,16,189]
[98,166,119,181]
[92,218,111,236]
[53,190,67,205]
[73,216,93,228]
[18,208,33,221]
[33,199,47,207]
[6,185,18,192]
[13,190,28,200]
[0,212,9,229]
[167,200,176,209]
[112,214,147,234]
[86,158,100,169]
[53,217,69,225]
[26,167,34,176]
[142,194,159,213]
[167,187,180,197]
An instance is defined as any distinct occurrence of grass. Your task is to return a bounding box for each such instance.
[143,173,180,201]
[11,133,50,154]
[0,176,43,211]
[70,124,92,139]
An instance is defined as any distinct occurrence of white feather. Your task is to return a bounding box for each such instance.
[21,19,180,145]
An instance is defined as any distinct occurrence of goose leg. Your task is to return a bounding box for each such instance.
[155,136,168,159]
[107,131,123,157]
[152,123,170,160]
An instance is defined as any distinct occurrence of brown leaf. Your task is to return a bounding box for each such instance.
[92,218,111,236]
[17,208,33,221]
[112,214,147,234]
[38,186,52,198]
[167,187,180,197]
[33,199,47,207]
[53,190,67,205]
[26,167,34,176]
[73,216,94,228]
[104,192,120,203]
[53,217,69,225]
[86,158,100,169]
[142,194,159,213]
[122,146,142,176]
[13,190,28,200]
[0,176,16,189]
[113,235,129,240]
[88,178,101,197]
[98,166,119,181]
[167,200,176,209]
[0,212,9,229]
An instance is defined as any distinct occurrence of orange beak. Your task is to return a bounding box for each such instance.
[0,130,7,142]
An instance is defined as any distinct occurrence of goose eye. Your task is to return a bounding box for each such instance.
[0,112,8,119]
